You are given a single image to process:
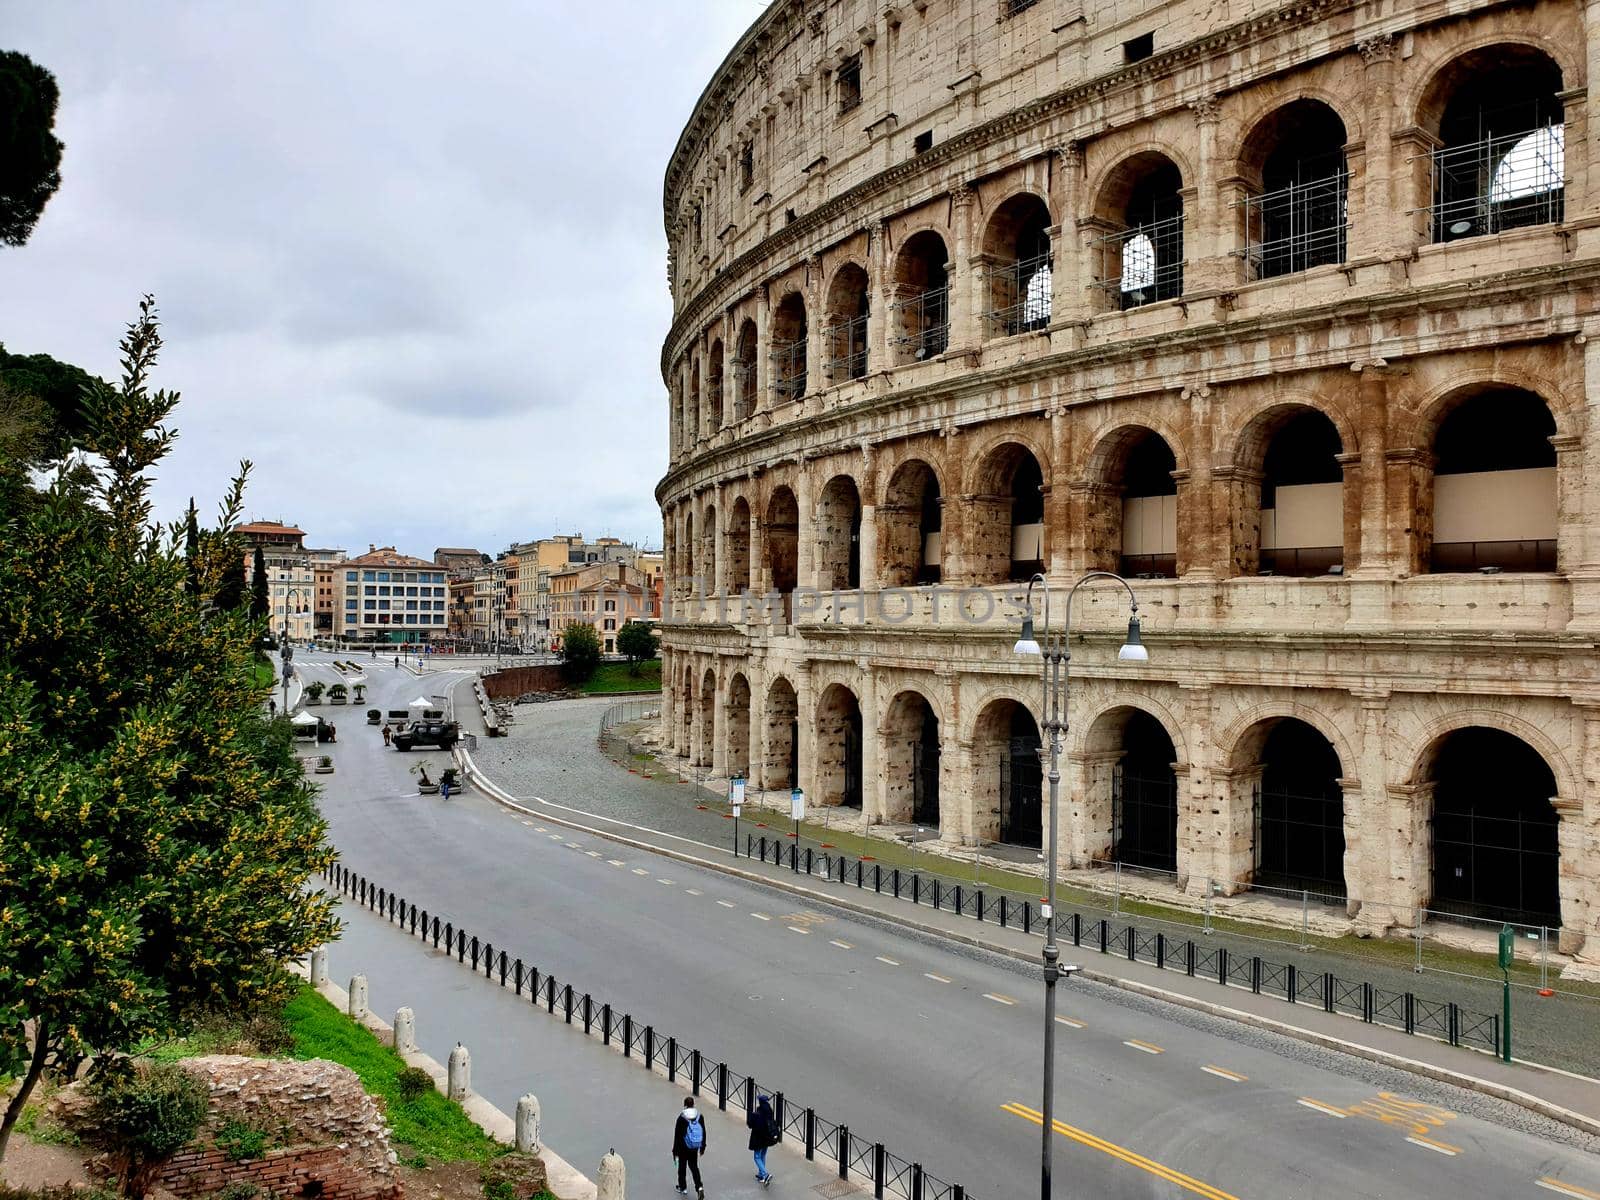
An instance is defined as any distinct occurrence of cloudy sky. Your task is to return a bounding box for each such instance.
[1,2,761,555]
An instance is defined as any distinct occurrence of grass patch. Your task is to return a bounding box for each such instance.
[579,660,660,694]
[253,656,276,692]
[282,985,504,1166]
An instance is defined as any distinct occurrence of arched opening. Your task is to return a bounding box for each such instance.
[696,667,716,767]
[883,691,941,828]
[1428,388,1557,572]
[733,319,758,421]
[771,292,808,401]
[879,459,942,587]
[970,443,1046,584]
[1258,409,1345,576]
[824,262,871,381]
[725,673,752,781]
[890,230,951,363]
[706,340,724,433]
[672,380,685,457]
[973,699,1043,848]
[816,475,862,591]
[1423,46,1565,242]
[1091,428,1177,578]
[1093,152,1184,309]
[689,358,702,444]
[680,667,694,754]
[1425,727,1560,926]
[764,486,799,621]
[1238,717,1346,897]
[762,677,799,791]
[726,497,751,595]
[815,683,864,809]
[700,503,717,594]
[1090,708,1180,873]
[682,510,696,596]
[982,193,1053,336]
[1239,100,1349,278]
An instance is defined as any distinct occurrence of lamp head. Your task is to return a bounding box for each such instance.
[1118,614,1149,663]
[1013,610,1041,657]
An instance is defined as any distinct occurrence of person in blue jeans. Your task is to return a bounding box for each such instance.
[746,1093,778,1186]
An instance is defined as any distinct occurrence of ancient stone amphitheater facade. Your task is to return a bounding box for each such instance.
[656,0,1600,956]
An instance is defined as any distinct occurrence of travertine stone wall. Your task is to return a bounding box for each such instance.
[658,0,1600,960]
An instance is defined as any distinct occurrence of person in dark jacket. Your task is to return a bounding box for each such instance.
[746,1093,777,1186]
[672,1096,706,1197]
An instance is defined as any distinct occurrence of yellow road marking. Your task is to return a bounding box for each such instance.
[1202,1065,1247,1082]
[875,955,900,966]
[1298,1098,1348,1119]
[787,925,810,935]
[1405,1135,1460,1156]
[985,993,1016,1006]
[1539,1179,1600,1199]
[1055,1016,1086,1029]
[1124,1039,1164,1055]
[925,972,951,983]
[829,939,853,949]
[1001,1103,1238,1200]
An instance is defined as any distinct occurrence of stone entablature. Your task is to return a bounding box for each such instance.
[659,0,1600,964]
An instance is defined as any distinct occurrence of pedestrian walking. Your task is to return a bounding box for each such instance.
[746,1093,777,1186]
[394,655,399,669]
[382,725,392,747]
[268,698,276,717]
[671,1096,706,1197]
[440,777,452,800]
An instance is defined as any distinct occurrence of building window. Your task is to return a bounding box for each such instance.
[604,618,616,631]
[377,571,389,582]
[837,56,861,113]
[346,570,357,582]
[739,142,754,192]
[1124,32,1154,63]
[364,600,376,610]
[363,571,375,581]
[1002,0,1038,14]
[407,586,418,596]
[912,130,933,156]
[605,599,616,612]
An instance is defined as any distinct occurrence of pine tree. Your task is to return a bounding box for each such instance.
[250,545,269,622]
[183,498,200,596]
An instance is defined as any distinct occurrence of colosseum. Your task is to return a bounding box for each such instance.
[655,0,1600,961]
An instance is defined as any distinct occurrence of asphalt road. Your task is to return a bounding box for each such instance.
[300,651,1600,1200]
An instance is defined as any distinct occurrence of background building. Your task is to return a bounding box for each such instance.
[307,547,347,636]
[238,521,314,643]
[333,546,451,644]
[657,0,1600,961]
[549,561,655,654]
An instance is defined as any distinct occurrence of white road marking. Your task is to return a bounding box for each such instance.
[1538,1179,1600,1199]
[1202,1065,1247,1082]
[535,826,548,832]
[1055,1016,1086,1029]
[564,842,581,849]
[751,913,771,921]
[985,993,1017,1006]
[521,821,533,826]
[787,925,810,935]
[548,834,563,841]
[717,900,736,908]
[1298,1099,1347,1118]
[658,879,675,886]
[1405,1136,1459,1157]
[632,868,649,876]
[607,859,626,867]
[875,956,900,966]
[1124,1040,1163,1055]
[586,850,601,857]
[829,939,853,949]
[685,888,702,896]
[924,973,951,983]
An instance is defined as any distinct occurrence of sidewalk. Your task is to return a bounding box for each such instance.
[456,731,1600,1139]
[326,894,849,1198]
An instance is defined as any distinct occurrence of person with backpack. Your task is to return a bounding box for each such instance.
[746,1093,777,1187]
[672,1096,707,1197]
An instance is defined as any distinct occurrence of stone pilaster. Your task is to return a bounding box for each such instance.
[949,184,978,351]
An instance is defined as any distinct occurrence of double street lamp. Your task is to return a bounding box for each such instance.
[1013,571,1147,1200]
[279,586,312,716]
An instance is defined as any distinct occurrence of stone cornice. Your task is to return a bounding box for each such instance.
[656,255,1600,505]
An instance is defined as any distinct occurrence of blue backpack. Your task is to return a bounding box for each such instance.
[684,1115,704,1150]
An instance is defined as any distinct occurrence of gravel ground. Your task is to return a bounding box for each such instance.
[467,692,1600,1077]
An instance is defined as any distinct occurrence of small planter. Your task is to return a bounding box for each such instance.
[366,708,382,725]
[314,755,335,775]
[328,684,349,705]
[352,685,367,703]
[417,781,440,794]
[303,682,325,705]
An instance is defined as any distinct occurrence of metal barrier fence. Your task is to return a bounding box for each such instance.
[599,698,659,735]
[322,863,976,1200]
[741,834,1502,1057]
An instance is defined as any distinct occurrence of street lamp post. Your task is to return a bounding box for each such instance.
[1013,571,1147,1200]
[279,585,312,716]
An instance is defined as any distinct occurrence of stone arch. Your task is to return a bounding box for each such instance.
[1219,701,1357,783]
[816,473,863,590]
[764,484,799,615]
[1085,143,1197,220]
[890,229,951,363]
[824,260,871,382]
[968,437,1049,584]
[1231,97,1352,278]
[878,457,944,587]
[1227,399,1351,577]
[814,681,864,809]
[1226,710,1351,897]
[980,191,1055,337]
[1078,704,1182,874]
[700,499,718,593]
[1224,88,1364,173]
[1088,145,1189,310]
[1400,707,1579,800]
[761,674,799,791]
[1399,370,1575,450]
[733,318,759,420]
[1406,36,1577,141]
[969,694,1044,847]
[1073,691,1190,765]
[771,291,808,401]
[725,495,752,595]
[881,687,944,828]
[1081,422,1182,578]
[725,671,752,780]
[695,665,716,767]
[706,338,724,433]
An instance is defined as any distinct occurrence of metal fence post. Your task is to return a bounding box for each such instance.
[1218,947,1230,985]
[774,1091,784,1141]
[1404,992,1416,1035]
[1072,912,1082,947]
[622,1014,633,1058]
[999,895,1008,928]
[515,959,524,995]
[1156,933,1166,970]
[912,1164,924,1200]
[668,1036,677,1081]
[583,993,593,1034]
[691,1048,702,1096]
[717,1062,728,1110]
[874,1143,886,1199]
[838,1126,850,1180]
[644,1025,655,1068]
[804,1108,816,1160]
[1185,940,1196,977]
[563,984,573,1024]
[1362,982,1374,1023]
[1286,964,1296,1003]
[602,1003,612,1046]
[1126,924,1138,963]
[1323,971,1334,1013]
[1251,956,1262,994]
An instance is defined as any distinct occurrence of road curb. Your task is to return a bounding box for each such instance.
[456,750,1600,1140]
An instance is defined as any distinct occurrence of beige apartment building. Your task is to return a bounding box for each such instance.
[549,561,655,654]
[333,547,451,643]
[657,0,1600,962]
[239,521,315,643]
[307,547,347,637]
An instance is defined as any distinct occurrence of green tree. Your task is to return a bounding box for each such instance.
[0,298,339,1165]
[182,499,200,597]
[0,51,65,247]
[559,621,601,684]
[616,620,656,675]
[214,535,246,611]
[250,545,269,622]
[0,343,102,456]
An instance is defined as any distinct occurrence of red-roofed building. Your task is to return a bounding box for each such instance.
[334,546,452,644]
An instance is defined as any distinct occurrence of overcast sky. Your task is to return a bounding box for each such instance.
[1,2,761,555]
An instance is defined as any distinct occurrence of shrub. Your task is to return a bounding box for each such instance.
[89,1061,209,1194]
[215,1184,262,1200]
[215,1119,269,1162]
[395,1066,434,1102]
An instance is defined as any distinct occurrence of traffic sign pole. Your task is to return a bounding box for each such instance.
[1499,924,1514,1063]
